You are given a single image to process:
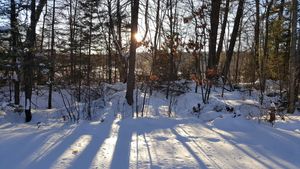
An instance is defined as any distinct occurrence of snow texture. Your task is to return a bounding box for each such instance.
[0,82,300,169]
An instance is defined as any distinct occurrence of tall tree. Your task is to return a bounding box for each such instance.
[39,1,48,51]
[48,0,56,109]
[24,0,37,122]
[208,0,221,69]
[222,0,245,79]
[86,0,93,119]
[274,0,285,98]
[234,18,243,83]
[216,0,230,65]
[262,0,274,92]
[287,0,298,113]
[107,0,113,84]
[69,0,79,84]
[152,0,161,74]
[254,0,261,102]
[116,0,127,82]
[10,0,20,105]
[24,0,47,122]
[126,0,139,108]
[166,0,179,99]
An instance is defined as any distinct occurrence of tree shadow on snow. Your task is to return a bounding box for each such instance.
[20,118,115,169]
[204,123,300,169]
[110,117,202,169]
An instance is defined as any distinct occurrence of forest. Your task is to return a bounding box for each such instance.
[0,0,300,168]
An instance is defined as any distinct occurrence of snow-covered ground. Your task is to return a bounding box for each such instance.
[0,83,300,169]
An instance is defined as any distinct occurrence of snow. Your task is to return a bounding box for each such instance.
[0,82,300,169]
[25,99,30,110]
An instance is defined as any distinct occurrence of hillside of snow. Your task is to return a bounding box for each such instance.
[0,82,300,169]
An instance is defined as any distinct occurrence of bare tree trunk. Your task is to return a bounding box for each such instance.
[10,0,20,105]
[68,0,78,85]
[166,0,175,99]
[166,0,179,99]
[69,0,74,84]
[116,0,127,83]
[261,0,274,92]
[152,0,161,74]
[107,0,113,84]
[287,0,298,113]
[257,0,273,105]
[276,0,284,99]
[297,31,300,105]
[235,20,243,83]
[117,0,122,51]
[216,0,230,65]
[126,0,139,108]
[141,0,149,42]
[24,0,37,122]
[208,0,221,69]
[77,28,83,102]
[222,0,245,79]
[23,0,47,122]
[254,0,262,103]
[48,0,56,109]
[40,2,47,51]
[87,2,93,119]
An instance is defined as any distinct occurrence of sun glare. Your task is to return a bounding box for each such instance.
[135,33,143,42]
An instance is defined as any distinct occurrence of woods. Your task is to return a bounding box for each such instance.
[1,1,300,168]
[0,0,299,122]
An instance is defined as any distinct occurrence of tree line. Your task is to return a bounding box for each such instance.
[0,0,299,122]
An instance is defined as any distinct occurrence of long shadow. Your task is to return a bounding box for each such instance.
[108,117,201,169]
[204,123,298,169]
[0,124,75,169]
[206,123,276,168]
[24,118,115,169]
[143,133,153,168]
[260,125,300,146]
[170,128,210,169]
[245,126,300,167]
[180,121,295,168]
[23,126,84,169]
[175,126,222,168]
[67,118,116,169]
[178,122,278,168]
[179,124,278,168]
[110,120,133,169]
[135,133,139,169]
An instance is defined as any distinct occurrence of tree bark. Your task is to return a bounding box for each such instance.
[10,0,20,105]
[208,0,221,69]
[276,0,284,99]
[24,0,37,122]
[116,0,127,83]
[86,2,94,119]
[222,0,245,79]
[69,0,74,84]
[24,0,47,122]
[152,0,161,74]
[107,0,113,84]
[126,0,139,106]
[48,0,56,109]
[254,0,261,103]
[216,0,230,65]
[287,0,298,113]
[40,2,47,51]
[261,0,274,92]
[235,19,243,83]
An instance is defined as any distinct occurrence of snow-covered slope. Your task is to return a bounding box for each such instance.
[0,83,299,169]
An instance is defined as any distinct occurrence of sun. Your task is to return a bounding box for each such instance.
[134,33,143,42]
